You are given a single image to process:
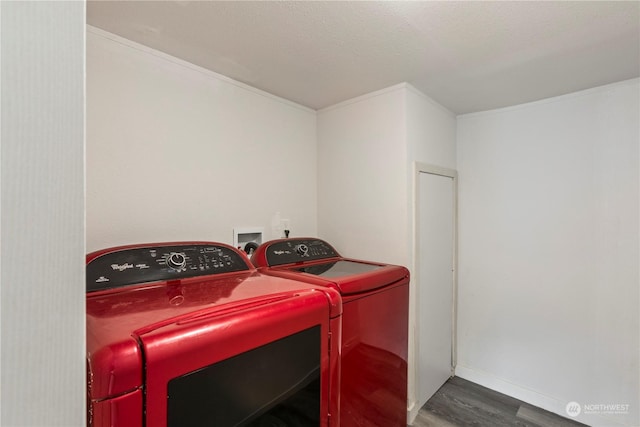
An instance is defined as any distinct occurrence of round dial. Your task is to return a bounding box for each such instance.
[167,252,187,270]
[296,244,309,257]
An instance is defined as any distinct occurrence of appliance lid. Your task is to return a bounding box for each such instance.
[252,238,409,295]
[293,260,383,278]
[280,259,408,295]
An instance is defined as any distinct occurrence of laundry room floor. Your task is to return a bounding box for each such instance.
[412,376,588,427]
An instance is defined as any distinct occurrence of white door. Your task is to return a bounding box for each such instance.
[416,170,455,409]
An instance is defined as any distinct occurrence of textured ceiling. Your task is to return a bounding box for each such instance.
[87,1,640,114]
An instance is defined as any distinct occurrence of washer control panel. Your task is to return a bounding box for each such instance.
[87,244,250,292]
[262,238,339,266]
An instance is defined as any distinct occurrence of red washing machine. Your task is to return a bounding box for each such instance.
[86,242,341,427]
[251,238,409,427]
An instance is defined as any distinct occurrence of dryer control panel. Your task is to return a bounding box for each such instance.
[87,243,251,292]
[259,238,339,266]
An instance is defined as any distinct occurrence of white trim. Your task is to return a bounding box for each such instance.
[87,25,316,114]
[407,405,420,425]
[456,365,630,427]
[458,77,640,120]
[415,162,458,180]
[406,401,418,425]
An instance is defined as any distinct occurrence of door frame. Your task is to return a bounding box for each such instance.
[409,162,458,419]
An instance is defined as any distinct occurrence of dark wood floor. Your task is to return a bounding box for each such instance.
[413,377,589,427]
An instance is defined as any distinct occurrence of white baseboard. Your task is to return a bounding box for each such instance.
[455,365,632,427]
[406,399,419,425]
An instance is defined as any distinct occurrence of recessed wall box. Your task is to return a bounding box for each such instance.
[233,227,264,253]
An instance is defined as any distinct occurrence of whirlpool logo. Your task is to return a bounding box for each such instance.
[111,263,134,272]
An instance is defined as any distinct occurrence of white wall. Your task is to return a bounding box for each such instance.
[316,83,456,265]
[317,85,408,265]
[1,2,85,425]
[406,85,457,170]
[456,79,639,427]
[87,27,317,252]
[317,84,457,423]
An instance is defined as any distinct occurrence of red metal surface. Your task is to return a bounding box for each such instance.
[340,283,408,427]
[251,239,410,427]
[87,242,343,427]
[142,290,334,427]
[89,389,143,427]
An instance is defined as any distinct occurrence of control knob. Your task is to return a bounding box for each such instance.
[296,244,309,257]
[167,252,187,270]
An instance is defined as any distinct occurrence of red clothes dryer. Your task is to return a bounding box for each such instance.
[86,242,341,427]
[251,238,409,427]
